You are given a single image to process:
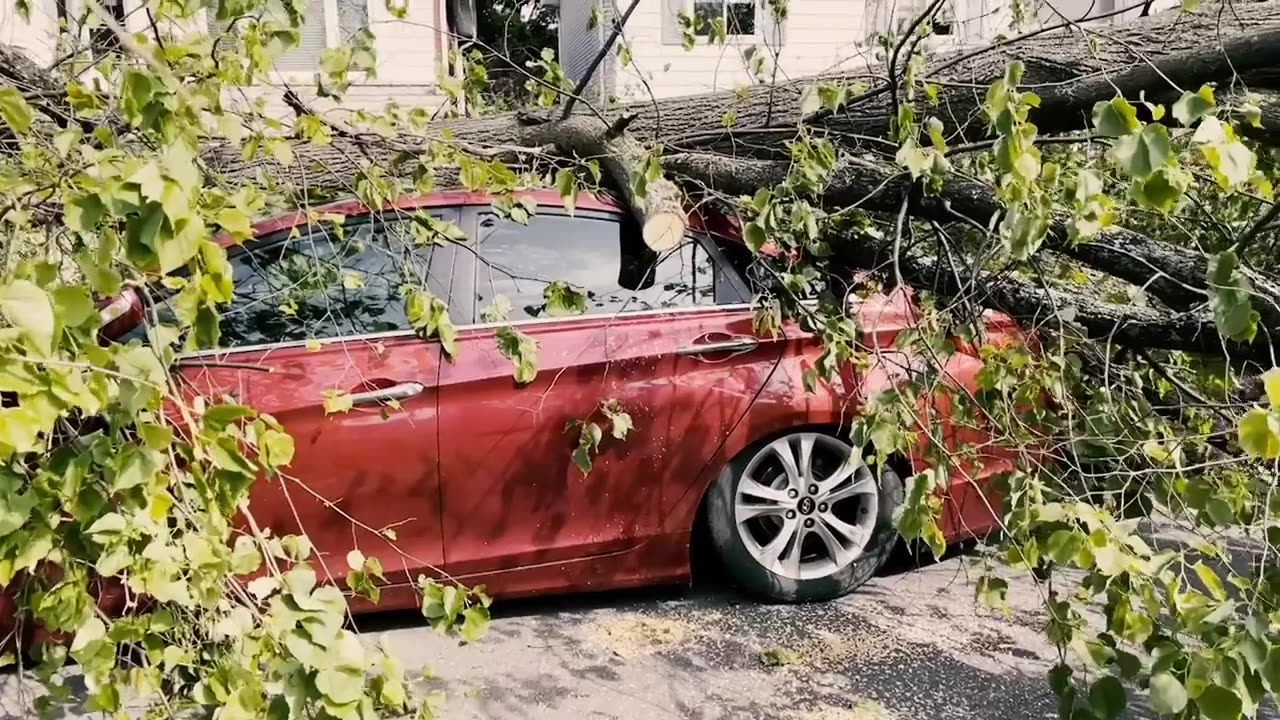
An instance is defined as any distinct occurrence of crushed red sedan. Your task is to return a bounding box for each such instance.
[15,189,1024,631]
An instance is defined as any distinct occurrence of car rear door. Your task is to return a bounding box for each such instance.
[165,209,460,598]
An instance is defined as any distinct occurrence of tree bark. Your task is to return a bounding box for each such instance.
[521,114,687,251]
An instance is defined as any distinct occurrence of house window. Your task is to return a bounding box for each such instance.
[693,0,755,36]
[89,0,126,59]
[208,0,367,73]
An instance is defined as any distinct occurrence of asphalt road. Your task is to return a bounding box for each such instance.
[365,551,1067,720]
[1,551,1174,720]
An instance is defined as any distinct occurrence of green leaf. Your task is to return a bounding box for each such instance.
[1172,85,1215,125]
[1092,97,1140,137]
[1195,685,1242,720]
[52,286,95,328]
[555,169,577,215]
[0,479,36,537]
[216,208,253,240]
[405,288,458,359]
[0,406,42,457]
[602,401,633,440]
[0,279,55,353]
[261,429,295,469]
[495,326,537,385]
[759,647,802,667]
[86,512,127,538]
[1237,408,1280,459]
[1207,250,1259,342]
[543,281,586,317]
[1149,673,1188,714]
[459,606,489,642]
[744,222,767,252]
[315,667,364,705]
[1263,647,1280,692]
[1192,561,1227,600]
[976,575,1008,609]
[1109,124,1171,178]
[1089,675,1126,720]
[1240,102,1263,128]
[1262,367,1280,406]
[1046,530,1080,564]
[346,549,365,571]
[572,421,603,474]
[1131,167,1190,213]
[0,85,33,134]
[322,390,354,415]
[799,84,821,117]
[999,202,1049,260]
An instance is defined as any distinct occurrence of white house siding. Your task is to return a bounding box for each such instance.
[0,0,449,119]
[605,0,1008,101]
[1037,0,1181,25]
[1,0,62,65]
[570,0,1183,102]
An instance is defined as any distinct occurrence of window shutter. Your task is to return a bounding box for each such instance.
[560,0,613,106]
[661,0,685,45]
[209,0,329,72]
[760,0,785,47]
[275,0,329,71]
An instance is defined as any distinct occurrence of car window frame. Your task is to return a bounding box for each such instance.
[457,204,753,325]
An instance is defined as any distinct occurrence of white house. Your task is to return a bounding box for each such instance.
[551,0,1182,104]
[0,0,470,116]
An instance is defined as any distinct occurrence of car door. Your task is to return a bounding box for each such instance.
[169,209,460,594]
[596,231,788,523]
[436,207,781,584]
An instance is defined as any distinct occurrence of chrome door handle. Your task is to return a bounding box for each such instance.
[349,382,425,406]
[675,335,760,356]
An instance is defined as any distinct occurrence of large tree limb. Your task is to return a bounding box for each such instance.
[195,0,1280,182]
[521,114,686,251]
[664,150,1278,359]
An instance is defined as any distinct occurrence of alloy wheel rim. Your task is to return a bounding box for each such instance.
[734,433,879,581]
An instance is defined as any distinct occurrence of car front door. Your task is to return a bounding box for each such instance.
[168,209,460,598]
[436,207,779,590]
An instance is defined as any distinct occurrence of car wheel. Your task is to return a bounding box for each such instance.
[706,431,904,603]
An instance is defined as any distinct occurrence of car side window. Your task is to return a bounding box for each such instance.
[126,212,457,349]
[474,212,741,322]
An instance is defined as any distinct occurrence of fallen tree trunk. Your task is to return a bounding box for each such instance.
[13,1,1280,362]
[203,0,1280,184]
[522,114,687,251]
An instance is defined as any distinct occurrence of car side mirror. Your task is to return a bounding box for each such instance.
[617,220,660,291]
[618,249,657,292]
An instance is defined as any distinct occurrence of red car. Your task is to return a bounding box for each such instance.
[88,190,1019,616]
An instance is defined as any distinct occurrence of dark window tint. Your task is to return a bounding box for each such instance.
[127,213,455,348]
[475,212,738,321]
[219,219,424,346]
[693,0,755,35]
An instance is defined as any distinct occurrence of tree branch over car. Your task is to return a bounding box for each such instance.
[2,0,1280,719]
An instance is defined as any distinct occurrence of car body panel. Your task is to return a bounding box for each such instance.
[2,190,1031,648]
[178,333,446,585]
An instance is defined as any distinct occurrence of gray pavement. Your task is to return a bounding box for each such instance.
[0,552,1131,720]
[364,552,1066,720]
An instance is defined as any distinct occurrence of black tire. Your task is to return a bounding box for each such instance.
[705,432,905,603]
